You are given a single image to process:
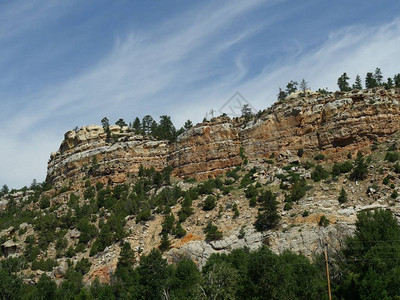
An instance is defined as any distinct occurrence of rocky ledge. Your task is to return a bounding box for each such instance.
[47,88,400,189]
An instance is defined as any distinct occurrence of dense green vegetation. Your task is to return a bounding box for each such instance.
[2,209,399,299]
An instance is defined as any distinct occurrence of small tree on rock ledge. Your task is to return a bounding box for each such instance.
[255,190,280,231]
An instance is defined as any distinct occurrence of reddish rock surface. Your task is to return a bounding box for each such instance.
[47,88,400,189]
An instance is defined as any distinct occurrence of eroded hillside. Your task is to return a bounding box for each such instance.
[2,88,400,286]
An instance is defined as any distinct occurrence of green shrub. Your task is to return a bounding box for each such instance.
[183,177,196,183]
[350,153,368,181]
[204,222,223,241]
[249,196,257,207]
[233,203,240,218]
[284,202,292,211]
[289,180,307,202]
[311,165,329,182]
[159,233,170,251]
[238,226,246,239]
[161,214,175,234]
[338,188,347,204]
[203,196,216,211]
[95,181,104,191]
[75,258,92,275]
[136,209,151,223]
[385,151,400,162]
[226,169,239,180]
[39,196,50,209]
[75,243,86,253]
[84,186,96,199]
[314,154,325,161]
[55,237,68,250]
[318,215,330,227]
[245,185,258,198]
[220,185,234,195]
[173,222,186,238]
[66,246,76,258]
[68,193,79,208]
[304,161,314,170]
[224,178,235,185]
[240,173,254,188]
[198,180,216,195]
[31,259,58,271]
[297,149,304,157]
[383,177,390,185]
[394,163,400,173]
[332,161,353,176]
[178,195,194,222]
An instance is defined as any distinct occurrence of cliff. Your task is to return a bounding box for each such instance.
[47,88,400,188]
[3,87,400,285]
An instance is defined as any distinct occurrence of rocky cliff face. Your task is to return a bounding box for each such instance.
[5,88,400,284]
[47,125,170,189]
[241,88,400,161]
[170,117,242,180]
[47,88,400,189]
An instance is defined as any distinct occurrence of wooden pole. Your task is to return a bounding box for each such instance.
[324,243,332,300]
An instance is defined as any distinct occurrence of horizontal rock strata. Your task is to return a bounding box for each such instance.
[47,88,400,188]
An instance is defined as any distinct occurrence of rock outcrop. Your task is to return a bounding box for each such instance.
[47,88,400,189]
[47,125,169,188]
[241,88,400,160]
[170,117,242,180]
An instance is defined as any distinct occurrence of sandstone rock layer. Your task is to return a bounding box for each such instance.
[47,89,400,188]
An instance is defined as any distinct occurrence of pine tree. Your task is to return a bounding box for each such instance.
[132,117,141,133]
[155,115,177,142]
[173,222,186,238]
[285,80,298,95]
[101,117,110,129]
[337,73,351,91]
[277,88,287,101]
[115,118,127,128]
[350,152,368,181]
[142,115,154,135]
[183,120,193,130]
[255,190,280,231]
[138,249,168,299]
[386,77,394,89]
[159,233,170,251]
[101,117,112,142]
[338,187,347,203]
[374,67,383,85]
[241,104,253,121]
[300,79,309,96]
[365,72,377,88]
[394,73,400,88]
[1,184,9,194]
[352,74,363,89]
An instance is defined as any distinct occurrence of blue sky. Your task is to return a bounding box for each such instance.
[1,0,400,188]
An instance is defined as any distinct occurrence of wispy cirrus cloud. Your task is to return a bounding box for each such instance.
[1,0,272,187]
[1,1,400,188]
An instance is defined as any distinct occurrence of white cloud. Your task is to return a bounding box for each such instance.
[2,2,400,188]
[233,18,400,111]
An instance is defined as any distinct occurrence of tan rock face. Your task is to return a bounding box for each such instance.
[170,117,242,180]
[241,88,400,160]
[47,126,170,188]
[47,88,400,188]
